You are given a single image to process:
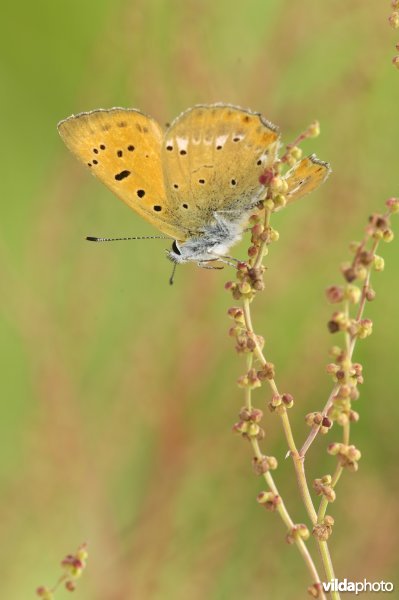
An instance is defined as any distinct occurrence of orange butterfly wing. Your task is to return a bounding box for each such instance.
[285,154,331,203]
[58,108,185,240]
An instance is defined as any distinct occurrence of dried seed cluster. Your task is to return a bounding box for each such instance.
[313,515,335,542]
[313,475,336,503]
[323,203,398,430]
[327,442,362,472]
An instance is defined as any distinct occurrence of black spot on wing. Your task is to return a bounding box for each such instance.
[115,170,131,181]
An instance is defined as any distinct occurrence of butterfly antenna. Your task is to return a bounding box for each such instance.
[169,262,177,286]
[86,235,171,242]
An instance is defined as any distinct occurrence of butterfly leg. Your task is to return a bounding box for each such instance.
[197,256,238,268]
[216,255,241,267]
[196,258,225,270]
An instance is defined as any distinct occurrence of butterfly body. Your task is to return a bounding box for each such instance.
[58,104,330,267]
[167,212,249,264]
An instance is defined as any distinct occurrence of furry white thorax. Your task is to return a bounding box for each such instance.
[167,212,248,265]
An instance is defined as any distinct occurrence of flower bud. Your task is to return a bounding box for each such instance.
[388,11,399,28]
[291,146,303,160]
[357,318,373,339]
[269,227,279,242]
[341,266,357,282]
[373,255,385,272]
[239,407,251,421]
[383,229,394,242]
[305,412,323,426]
[232,420,248,434]
[327,442,341,456]
[386,197,399,212]
[326,363,339,376]
[227,306,245,323]
[270,393,282,407]
[345,284,361,304]
[257,491,274,504]
[281,393,294,408]
[273,194,287,209]
[263,198,275,210]
[252,456,268,475]
[250,408,263,422]
[365,286,376,301]
[36,588,53,599]
[307,121,320,138]
[349,410,360,422]
[247,422,260,437]
[326,285,344,303]
[257,362,275,380]
[257,491,281,510]
[259,169,274,186]
[65,580,76,591]
[239,281,252,295]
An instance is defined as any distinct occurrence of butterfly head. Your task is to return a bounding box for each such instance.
[166,240,184,264]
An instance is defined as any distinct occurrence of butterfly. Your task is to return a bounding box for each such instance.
[58,103,330,269]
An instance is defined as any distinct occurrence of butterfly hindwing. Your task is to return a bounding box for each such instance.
[285,154,331,203]
[161,104,281,234]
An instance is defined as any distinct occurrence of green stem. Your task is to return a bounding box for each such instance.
[242,299,318,524]
[242,295,337,595]
[300,238,381,457]
[244,352,326,597]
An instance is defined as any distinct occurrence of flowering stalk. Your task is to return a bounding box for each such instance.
[36,543,88,599]
[227,204,332,598]
[301,201,398,460]
[388,0,399,67]
[309,202,397,537]
[226,121,398,598]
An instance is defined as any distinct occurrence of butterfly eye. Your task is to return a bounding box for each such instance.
[172,240,181,255]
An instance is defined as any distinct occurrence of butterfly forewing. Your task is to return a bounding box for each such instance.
[57,108,184,240]
[161,104,280,234]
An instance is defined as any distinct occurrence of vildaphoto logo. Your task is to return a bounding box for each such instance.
[322,579,394,594]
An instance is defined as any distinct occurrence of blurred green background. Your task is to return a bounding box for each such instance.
[1,1,398,598]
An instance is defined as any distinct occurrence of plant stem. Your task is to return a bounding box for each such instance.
[242,298,318,524]
[244,353,326,598]
[299,236,381,457]
[242,295,337,594]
